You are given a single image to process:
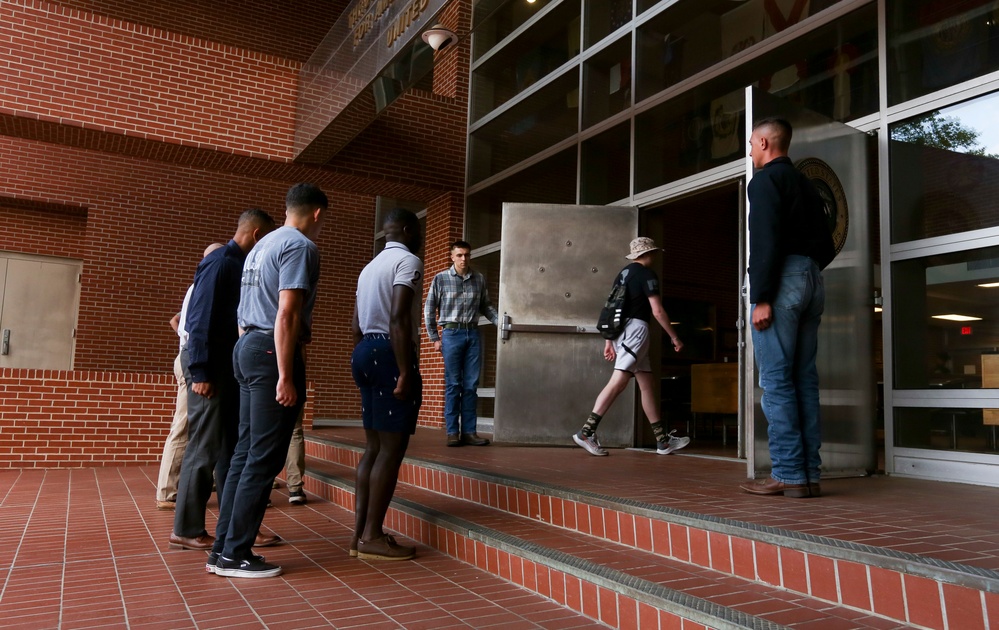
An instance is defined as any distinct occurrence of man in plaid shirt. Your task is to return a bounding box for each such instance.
[424,240,499,447]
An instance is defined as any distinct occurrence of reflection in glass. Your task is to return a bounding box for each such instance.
[889,90,999,243]
[475,252,500,391]
[636,0,844,102]
[470,2,580,121]
[468,71,579,185]
[887,0,999,106]
[635,5,877,193]
[582,35,632,129]
[894,407,999,454]
[892,245,999,389]
[466,148,578,246]
[581,122,630,204]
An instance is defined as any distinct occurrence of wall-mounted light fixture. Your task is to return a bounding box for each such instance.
[422,24,457,52]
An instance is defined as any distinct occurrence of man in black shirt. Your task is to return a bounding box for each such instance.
[573,237,690,456]
[741,117,835,499]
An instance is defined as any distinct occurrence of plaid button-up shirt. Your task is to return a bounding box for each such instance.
[424,265,499,342]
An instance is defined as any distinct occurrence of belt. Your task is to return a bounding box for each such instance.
[244,326,273,336]
[443,322,477,329]
[362,333,391,340]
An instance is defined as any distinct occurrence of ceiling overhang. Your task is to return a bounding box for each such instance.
[295,0,450,165]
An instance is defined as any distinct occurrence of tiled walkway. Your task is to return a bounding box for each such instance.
[0,467,602,629]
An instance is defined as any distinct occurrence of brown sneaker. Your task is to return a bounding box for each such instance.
[356,534,415,561]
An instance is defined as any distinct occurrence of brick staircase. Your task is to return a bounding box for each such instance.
[298,429,999,629]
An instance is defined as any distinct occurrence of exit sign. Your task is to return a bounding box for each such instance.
[961,326,973,335]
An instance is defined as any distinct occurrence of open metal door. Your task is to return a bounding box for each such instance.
[744,87,876,478]
[494,203,638,446]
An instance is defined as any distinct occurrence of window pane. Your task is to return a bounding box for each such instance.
[887,0,999,106]
[582,35,632,129]
[581,122,631,204]
[583,0,632,49]
[892,245,999,389]
[466,148,578,245]
[472,0,558,62]
[889,90,999,243]
[470,2,580,121]
[894,407,999,455]
[474,250,500,391]
[635,0,847,102]
[468,71,579,185]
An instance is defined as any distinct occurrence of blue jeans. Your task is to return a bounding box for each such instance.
[212,331,304,560]
[751,255,825,485]
[442,327,481,436]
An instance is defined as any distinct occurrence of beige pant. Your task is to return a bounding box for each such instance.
[156,352,188,502]
[284,407,305,492]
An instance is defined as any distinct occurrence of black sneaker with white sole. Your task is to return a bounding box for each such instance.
[206,551,266,574]
[288,490,307,505]
[214,555,282,578]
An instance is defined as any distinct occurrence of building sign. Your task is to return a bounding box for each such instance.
[348,0,434,51]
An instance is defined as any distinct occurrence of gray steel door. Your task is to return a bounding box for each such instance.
[494,203,638,446]
[744,87,876,478]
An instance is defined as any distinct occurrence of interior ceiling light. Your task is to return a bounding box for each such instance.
[978,282,999,288]
[932,314,983,322]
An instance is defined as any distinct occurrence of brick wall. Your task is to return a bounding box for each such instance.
[0,0,472,466]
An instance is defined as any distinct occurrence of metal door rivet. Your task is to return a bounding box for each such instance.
[565,240,572,247]
[565,292,571,298]
[591,267,598,273]
[539,266,545,272]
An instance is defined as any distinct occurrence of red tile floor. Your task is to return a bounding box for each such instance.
[0,466,603,629]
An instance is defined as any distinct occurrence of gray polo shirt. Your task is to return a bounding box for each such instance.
[356,241,423,340]
[237,226,320,343]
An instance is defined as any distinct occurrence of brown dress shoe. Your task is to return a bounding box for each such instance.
[169,533,214,550]
[446,433,461,447]
[349,534,358,558]
[253,533,283,547]
[156,500,176,510]
[356,534,415,561]
[808,483,821,497]
[461,432,490,446]
[740,478,810,498]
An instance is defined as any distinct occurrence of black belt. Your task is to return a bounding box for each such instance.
[362,333,391,340]
[443,322,477,329]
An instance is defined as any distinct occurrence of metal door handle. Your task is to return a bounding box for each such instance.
[500,315,597,341]
[2,329,9,355]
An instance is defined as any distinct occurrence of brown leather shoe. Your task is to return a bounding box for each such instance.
[349,534,358,558]
[156,500,175,510]
[461,432,490,446]
[356,534,415,561]
[169,533,214,550]
[253,533,283,547]
[740,478,810,498]
[446,433,461,447]
[808,483,821,497]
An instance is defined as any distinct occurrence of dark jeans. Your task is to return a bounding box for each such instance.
[213,331,304,560]
[173,347,238,538]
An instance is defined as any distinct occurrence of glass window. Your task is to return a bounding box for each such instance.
[470,2,580,122]
[466,148,578,245]
[582,35,632,129]
[635,4,877,193]
[894,407,999,454]
[635,0,845,103]
[581,122,631,204]
[468,70,579,185]
[892,245,999,389]
[889,91,999,243]
[583,0,632,48]
[472,0,558,62]
[887,0,999,106]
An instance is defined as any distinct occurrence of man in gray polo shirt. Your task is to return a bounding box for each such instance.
[350,208,423,561]
[210,182,328,579]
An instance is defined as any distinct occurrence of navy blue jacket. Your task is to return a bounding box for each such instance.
[748,156,835,304]
[185,240,246,383]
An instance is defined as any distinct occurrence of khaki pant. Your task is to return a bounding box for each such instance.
[284,407,305,492]
[156,352,188,502]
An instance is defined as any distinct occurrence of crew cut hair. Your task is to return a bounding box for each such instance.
[285,183,329,214]
[450,240,471,252]
[752,117,793,152]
